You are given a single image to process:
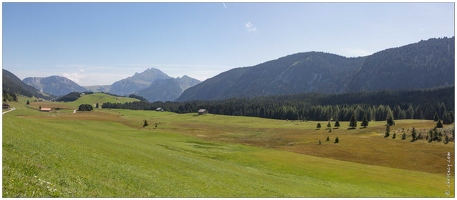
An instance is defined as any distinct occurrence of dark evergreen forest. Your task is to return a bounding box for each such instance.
[102,86,454,122]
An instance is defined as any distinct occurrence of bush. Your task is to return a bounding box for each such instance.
[78,104,93,111]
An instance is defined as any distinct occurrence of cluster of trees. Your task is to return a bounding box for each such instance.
[57,92,81,102]
[128,94,149,102]
[383,122,454,144]
[57,91,94,102]
[102,87,454,123]
[3,90,18,102]
[78,104,93,111]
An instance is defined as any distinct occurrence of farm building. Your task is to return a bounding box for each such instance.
[2,103,10,109]
[198,109,208,115]
[40,107,52,112]
[156,107,164,112]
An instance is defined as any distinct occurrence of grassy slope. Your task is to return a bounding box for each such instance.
[26,93,138,113]
[2,96,455,197]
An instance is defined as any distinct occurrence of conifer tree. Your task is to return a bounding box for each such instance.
[316,123,321,130]
[392,132,396,139]
[327,121,331,129]
[386,109,395,126]
[384,125,390,138]
[143,120,149,127]
[437,119,443,128]
[361,115,369,128]
[349,114,357,129]
[411,127,417,141]
[334,120,340,129]
[401,133,406,140]
[334,137,339,143]
[326,136,330,141]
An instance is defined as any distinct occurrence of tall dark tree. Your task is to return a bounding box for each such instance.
[327,121,331,129]
[386,109,395,126]
[26,100,30,105]
[316,123,321,130]
[361,115,369,128]
[334,137,339,143]
[96,102,99,109]
[349,114,357,129]
[411,127,417,141]
[384,125,390,138]
[334,120,340,129]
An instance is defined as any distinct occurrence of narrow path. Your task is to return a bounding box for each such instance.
[2,107,15,115]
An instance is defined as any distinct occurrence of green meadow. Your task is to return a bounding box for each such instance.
[2,94,454,197]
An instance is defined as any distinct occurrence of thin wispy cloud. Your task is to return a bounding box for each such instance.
[245,22,256,32]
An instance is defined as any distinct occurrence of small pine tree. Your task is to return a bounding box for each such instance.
[436,119,443,128]
[401,133,406,140]
[96,103,99,109]
[327,121,331,129]
[26,100,30,105]
[326,136,330,141]
[334,120,340,129]
[39,105,42,110]
[143,120,149,127]
[384,125,390,138]
[328,127,332,133]
[334,137,339,143]
[392,132,396,139]
[318,140,321,145]
[316,123,321,130]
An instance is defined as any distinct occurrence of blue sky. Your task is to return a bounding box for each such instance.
[3,2,455,86]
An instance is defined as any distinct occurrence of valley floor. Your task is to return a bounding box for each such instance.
[2,97,455,197]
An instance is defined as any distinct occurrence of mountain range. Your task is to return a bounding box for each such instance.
[23,76,87,96]
[136,76,201,102]
[4,37,454,103]
[18,67,201,102]
[108,68,171,95]
[3,69,50,99]
[176,37,454,101]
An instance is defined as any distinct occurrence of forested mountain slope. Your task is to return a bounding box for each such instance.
[3,69,49,100]
[177,37,454,101]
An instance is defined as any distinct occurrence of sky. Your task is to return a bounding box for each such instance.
[2,2,455,86]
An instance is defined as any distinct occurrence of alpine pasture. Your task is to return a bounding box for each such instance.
[2,94,454,197]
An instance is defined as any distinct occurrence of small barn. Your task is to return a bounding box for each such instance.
[156,107,164,112]
[198,109,208,115]
[40,107,52,112]
[2,103,10,109]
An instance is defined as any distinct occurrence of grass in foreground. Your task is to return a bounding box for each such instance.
[2,97,455,197]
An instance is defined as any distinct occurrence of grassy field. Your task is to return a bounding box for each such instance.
[2,94,455,197]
